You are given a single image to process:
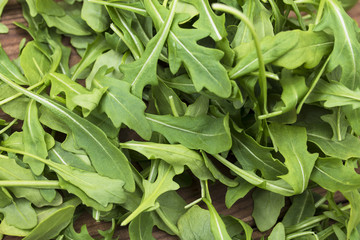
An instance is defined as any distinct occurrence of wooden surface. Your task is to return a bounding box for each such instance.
[1,0,360,239]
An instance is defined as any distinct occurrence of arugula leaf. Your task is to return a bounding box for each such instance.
[147,0,232,98]
[314,0,360,89]
[93,68,152,140]
[178,205,215,240]
[252,188,285,232]
[121,141,214,180]
[47,72,105,116]
[269,123,318,194]
[0,198,37,230]
[0,76,135,191]
[311,158,360,192]
[146,113,231,154]
[22,100,47,175]
[121,162,179,226]
[203,198,232,240]
[119,0,178,98]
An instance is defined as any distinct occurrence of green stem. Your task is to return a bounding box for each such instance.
[212,3,268,115]
[168,96,179,117]
[296,56,330,114]
[287,231,319,240]
[212,154,294,195]
[0,80,45,106]
[286,205,351,234]
[0,180,60,188]
[0,118,18,135]
[155,208,180,236]
[110,23,141,60]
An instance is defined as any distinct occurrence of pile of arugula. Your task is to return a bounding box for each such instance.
[0,0,360,239]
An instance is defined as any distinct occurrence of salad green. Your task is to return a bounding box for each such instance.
[0,0,360,239]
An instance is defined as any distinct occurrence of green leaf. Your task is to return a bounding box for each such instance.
[311,158,360,192]
[129,212,155,240]
[222,216,253,240]
[20,41,51,85]
[145,113,231,154]
[252,188,285,232]
[48,142,95,172]
[41,3,91,36]
[147,0,231,98]
[35,0,65,17]
[121,141,214,181]
[47,72,105,117]
[314,0,360,89]
[178,205,215,240]
[308,132,360,160]
[202,152,238,187]
[307,80,360,109]
[321,108,349,141]
[269,123,318,194]
[23,206,76,240]
[43,159,126,207]
[231,0,273,47]
[0,45,28,85]
[182,0,227,41]
[0,198,37,230]
[265,69,308,118]
[282,190,315,227]
[232,131,287,179]
[152,80,187,116]
[203,198,232,240]
[342,190,360,239]
[63,224,94,240]
[268,223,285,240]
[22,100,48,175]
[0,23,7,33]
[81,0,110,32]
[0,156,61,207]
[0,77,135,192]
[151,191,186,235]
[119,0,177,97]
[93,68,151,140]
[71,35,110,81]
[121,162,179,226]
[230,30,332,78]
[225,178,254,208]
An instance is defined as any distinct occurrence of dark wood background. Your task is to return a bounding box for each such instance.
[1,0,360,239]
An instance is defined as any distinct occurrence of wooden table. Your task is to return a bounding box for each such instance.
[1,0,360,239]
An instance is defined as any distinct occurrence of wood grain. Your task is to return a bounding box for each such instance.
[0,0,359,239]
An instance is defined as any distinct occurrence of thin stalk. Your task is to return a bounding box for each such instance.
[110,23,141,60]
[315,0,326,26]
[168,96,179,117]
[89,0,147,16]
[0,80,45,106]
[286,231,319,240]
[155,208,180,236]
[212,3,268,115]
[286,205,351,234]
[296,56,330,114]
[0,180,60,189]
[0,118,18,135]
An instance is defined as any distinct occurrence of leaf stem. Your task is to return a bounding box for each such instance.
[110,24,141,60]
[0,180,60,189]
[285,204,351,234]
[155,208,180,236]
[296,56,330,114]
[286,231,319,240]
[212,3,268,115]
[0,80,45,106]
[212,154,294,195]
[0,118,18,135]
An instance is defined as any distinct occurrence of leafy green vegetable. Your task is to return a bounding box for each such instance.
[1,0,360,238]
